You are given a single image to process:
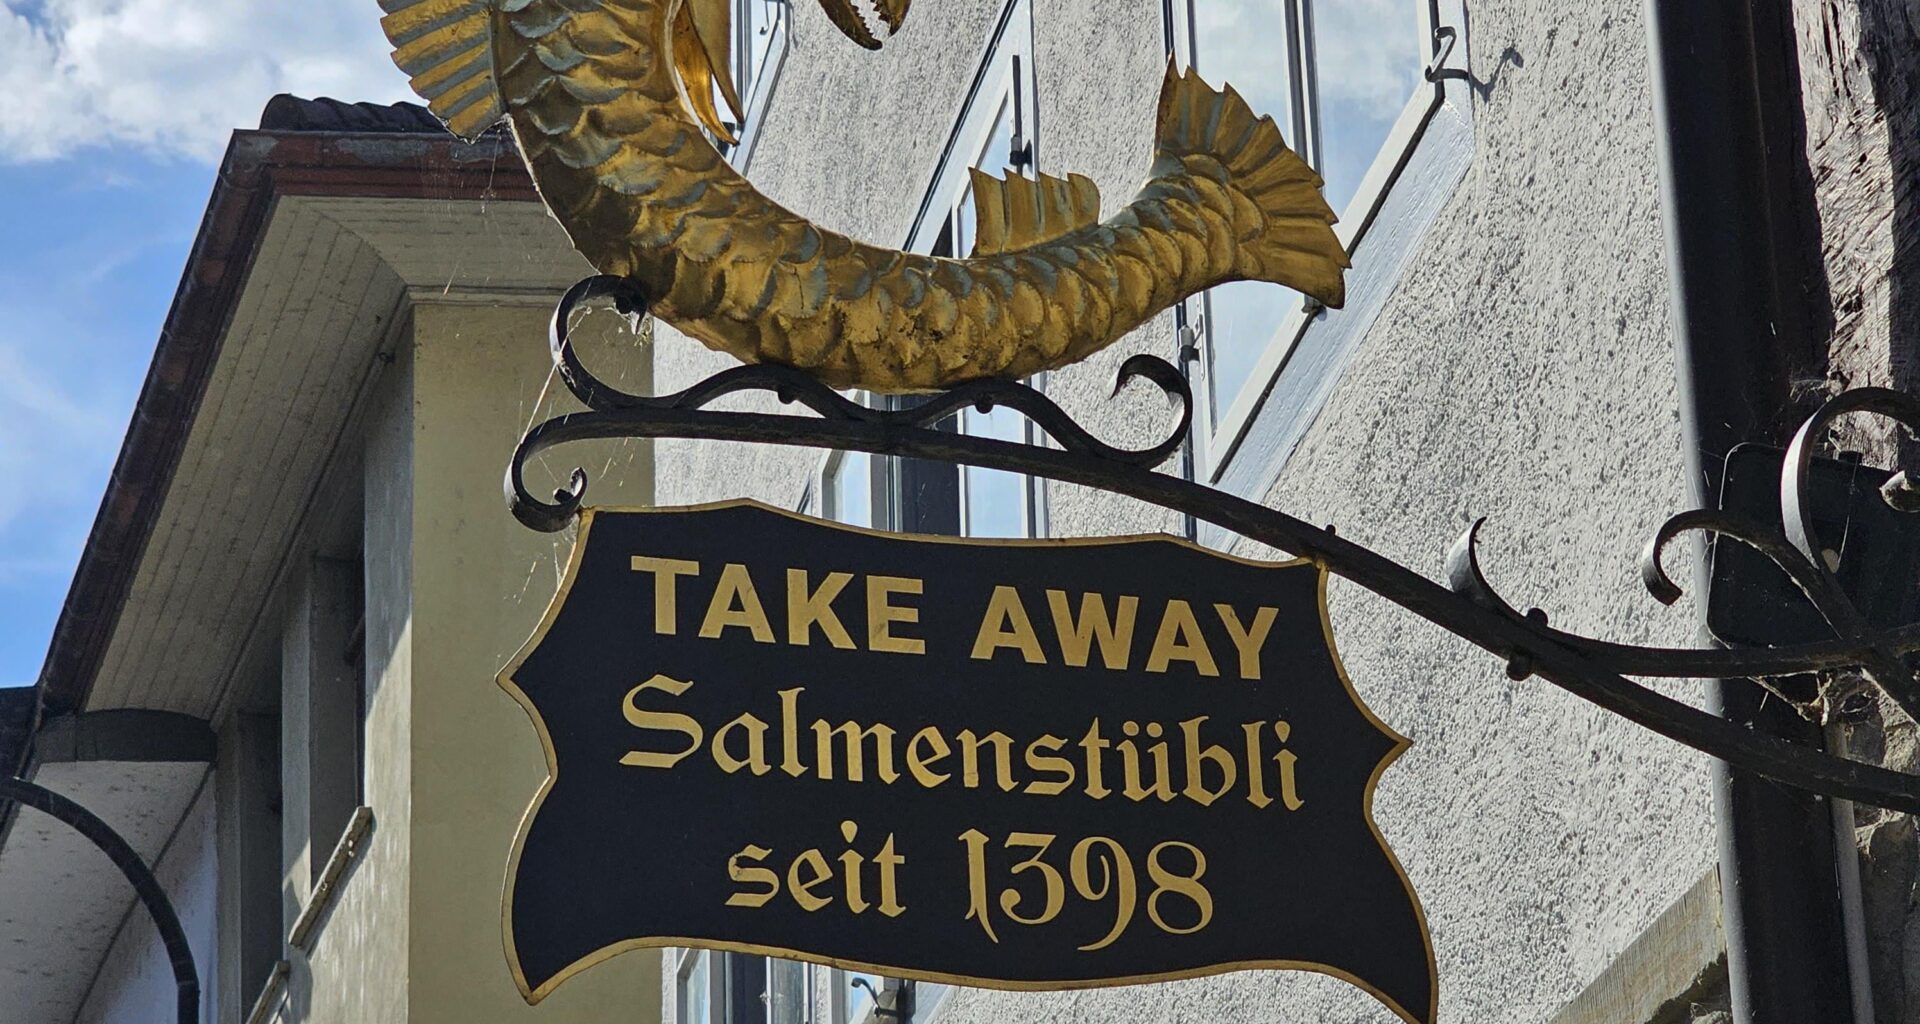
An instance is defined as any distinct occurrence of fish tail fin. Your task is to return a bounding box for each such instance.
[1153,60,1349,308]
[380,0,506,142]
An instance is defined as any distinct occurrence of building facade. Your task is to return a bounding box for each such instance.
[0,100,662,1023]
[1,0,1914,1022]
[646,1,1909,1023]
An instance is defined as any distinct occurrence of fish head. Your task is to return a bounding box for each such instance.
[669,0,914,144]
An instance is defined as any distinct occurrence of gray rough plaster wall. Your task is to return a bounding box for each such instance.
[1791,2,1920,1022]
[651,0,1012,513]
[656,0,1715,1020]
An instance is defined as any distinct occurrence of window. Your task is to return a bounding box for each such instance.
[907,0,1045,540]
[678,950,716,1024]
[677,950,793,1024]
[727,0,792,166]
[1169,0,1455,471]
[821,450,874,528]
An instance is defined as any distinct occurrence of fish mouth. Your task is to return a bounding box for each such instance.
[673,0,912,144]
[815,0,912,50]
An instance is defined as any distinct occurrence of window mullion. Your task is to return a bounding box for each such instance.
[1289,0,1321,173]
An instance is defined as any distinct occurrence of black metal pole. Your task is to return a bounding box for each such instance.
[1646,1,1856,1020]
[0,777,199,1024]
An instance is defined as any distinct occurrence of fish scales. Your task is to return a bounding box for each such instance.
[384,0,1347,393]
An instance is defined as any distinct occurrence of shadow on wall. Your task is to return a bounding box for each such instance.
[1867,3,1920,465]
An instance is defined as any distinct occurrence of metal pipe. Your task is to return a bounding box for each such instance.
[0,776,199,1024]
[1645,0,1857,1020]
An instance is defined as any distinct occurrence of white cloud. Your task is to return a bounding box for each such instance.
[0,0,412,164]
[1191,0,1420,120]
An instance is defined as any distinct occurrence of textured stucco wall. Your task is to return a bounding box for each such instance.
[654,0,1712,1021]
[74,780,219,1024]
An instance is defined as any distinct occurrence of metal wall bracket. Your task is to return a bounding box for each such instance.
[509,278,1920,813]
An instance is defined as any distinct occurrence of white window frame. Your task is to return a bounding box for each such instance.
[1170,0,1470,485]
[675,948,722,1024]
[728,0,792,169]
[905,0,1048,540]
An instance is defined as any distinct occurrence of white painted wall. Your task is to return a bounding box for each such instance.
[75,778,219,1024]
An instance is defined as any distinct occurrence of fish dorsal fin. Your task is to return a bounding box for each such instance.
[380,0,506,142]
[968,168,1101,257]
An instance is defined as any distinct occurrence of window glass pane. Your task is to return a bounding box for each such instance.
[826,451,872,528]
[1192,0,1297,426]
[1310,0,1421,213]
[843,971,883,1021]
[964,404,1027,539]
[1205,280,1295,423]
[683,952,713,1024]
[767,958,806,1024]
[1191,1,1292,131]
[741,0,782,96]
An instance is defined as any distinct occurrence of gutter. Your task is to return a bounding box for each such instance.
[1645,1,1860,1021]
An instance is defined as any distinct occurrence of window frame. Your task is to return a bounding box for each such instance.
[676,948,723,1024]
[904,0,1047,540]
[728,0,793,170]
[1170,0,1465,482]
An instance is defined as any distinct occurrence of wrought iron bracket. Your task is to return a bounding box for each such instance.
[0,776,200,1024]
[509,277,1920,813]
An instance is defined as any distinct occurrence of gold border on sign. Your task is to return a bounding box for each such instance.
[496,500,1438,1024]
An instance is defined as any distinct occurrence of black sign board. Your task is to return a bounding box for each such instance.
[501,503,1434,1023]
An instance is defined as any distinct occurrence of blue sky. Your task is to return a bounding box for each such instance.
[0,1,407,688]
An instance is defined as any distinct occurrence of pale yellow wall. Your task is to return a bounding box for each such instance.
[405,298,661,1024]
[282,341,416,1023]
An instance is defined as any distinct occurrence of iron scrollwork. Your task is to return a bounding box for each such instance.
[510,279,1920,813]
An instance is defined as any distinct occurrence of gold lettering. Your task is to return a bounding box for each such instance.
[907,727,953,787]
[630,556,699,635]
[1215,604,1280,680]
[1000,832,1065,925]
[838,821,869,913]
[1179,717,1238,806]
[787,569,856,648]
[1046,591,1138,670]
[875,833,906,917]
[711,713,771,776]
[725,844,779,908]
[1243,721,1271,809]
[1070,837,1137,951]
[1145,600,1220,676]
[619,675,702,769]
[1079,720,1112,799]
[868,576,926,655]
[959,829,1000,942]
[700,563,776,642]
[1275,721,1304,811]
[788,849,833,912]
[812,720,900,784]
[958,730,1017,791]
[1022,735,1074,796]
[778,688,807,778]
[1119,721,1175,803]
[971,586,1046,663]
[1146,841,1213,935]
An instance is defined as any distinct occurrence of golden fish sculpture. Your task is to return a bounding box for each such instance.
[379,0,1349,392]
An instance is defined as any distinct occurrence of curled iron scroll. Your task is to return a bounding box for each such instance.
[509,276,1193,531]
[509,280,1920,812]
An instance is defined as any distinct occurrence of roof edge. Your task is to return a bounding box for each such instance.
[33,121,539,723]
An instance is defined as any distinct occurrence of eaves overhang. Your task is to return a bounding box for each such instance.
[29,102,540,739]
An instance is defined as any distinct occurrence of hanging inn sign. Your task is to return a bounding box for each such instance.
[355,0,1920,1022]
[501,503,1435,1020]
